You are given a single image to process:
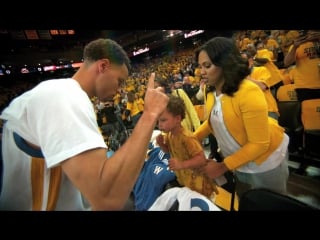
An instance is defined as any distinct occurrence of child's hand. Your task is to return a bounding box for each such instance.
[156,134,165,145]
[169,157,183,170]
[156,132,168,144]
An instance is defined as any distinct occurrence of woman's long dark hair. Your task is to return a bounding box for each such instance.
[195,37,250,96]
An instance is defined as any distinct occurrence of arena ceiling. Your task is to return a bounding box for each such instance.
[0,29,235,64]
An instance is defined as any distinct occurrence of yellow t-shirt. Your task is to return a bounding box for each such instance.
[166,128,217,198]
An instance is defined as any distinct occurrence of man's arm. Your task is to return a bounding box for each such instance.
[61,73,169,210]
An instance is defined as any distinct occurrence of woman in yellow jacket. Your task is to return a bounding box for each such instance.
[194,37,289,198]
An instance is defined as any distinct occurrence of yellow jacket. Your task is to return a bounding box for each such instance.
[194,79,285,170]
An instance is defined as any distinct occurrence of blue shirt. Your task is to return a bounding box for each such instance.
[133,147,176,211]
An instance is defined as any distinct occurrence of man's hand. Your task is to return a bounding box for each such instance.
[143,73,169,119]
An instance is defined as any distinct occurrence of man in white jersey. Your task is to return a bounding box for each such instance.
[0,38,169,210]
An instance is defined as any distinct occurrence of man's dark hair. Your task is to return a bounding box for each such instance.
[83,38,131,72]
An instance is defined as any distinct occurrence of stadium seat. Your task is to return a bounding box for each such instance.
[276,84,303,156]
[194,104,205,122]
[300,99,320,170]
[277,100,304,154]
[238,188,316,211]
[276,84,297,101]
